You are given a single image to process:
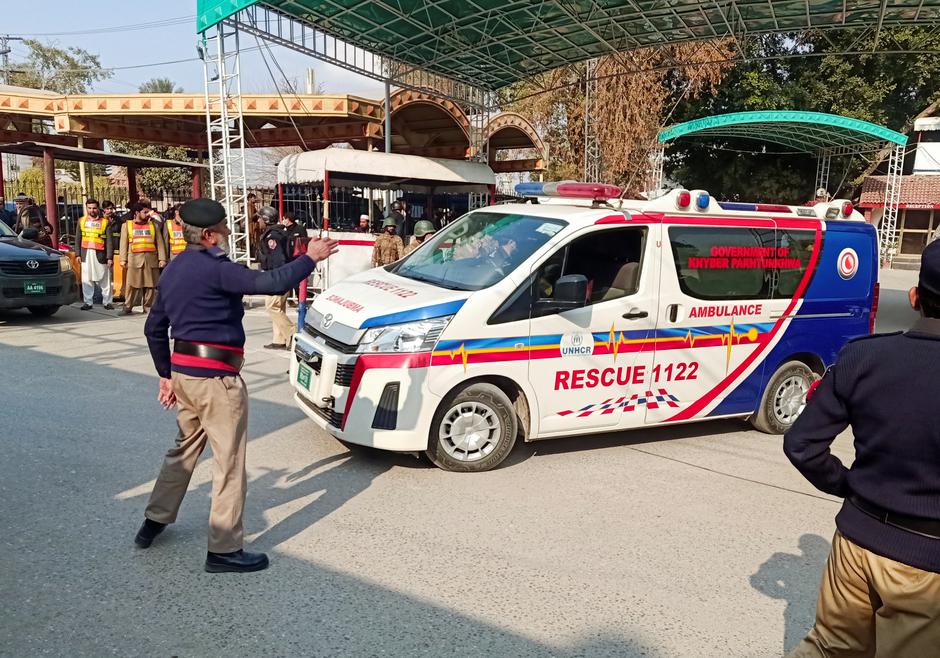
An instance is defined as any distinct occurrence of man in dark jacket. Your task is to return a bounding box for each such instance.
[257,206,294,350]
[783,241,940,657]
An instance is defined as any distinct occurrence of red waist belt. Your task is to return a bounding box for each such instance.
[172,340,245,373]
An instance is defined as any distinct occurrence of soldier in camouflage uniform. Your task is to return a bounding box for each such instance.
[403,220,436,256]
[372,217,404,266]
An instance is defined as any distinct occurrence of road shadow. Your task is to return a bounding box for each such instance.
[750,533,831,653]
[505,418,749,468]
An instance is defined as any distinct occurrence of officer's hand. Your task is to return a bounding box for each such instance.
[157,377,176,410]
[306,236,340,262]
[158,260,167,268]
[121,261,127,269]
[107,259,113,267]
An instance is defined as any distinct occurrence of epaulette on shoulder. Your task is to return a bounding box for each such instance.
[846,331,903,345]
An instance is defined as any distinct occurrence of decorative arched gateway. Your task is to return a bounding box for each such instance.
[483,113,546,174]
[386,89,471,160]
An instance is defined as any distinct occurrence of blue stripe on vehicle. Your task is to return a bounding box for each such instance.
[359,299,468,329]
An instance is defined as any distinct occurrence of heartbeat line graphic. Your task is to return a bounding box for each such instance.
[444,342,471,370]
[600,318,759,371]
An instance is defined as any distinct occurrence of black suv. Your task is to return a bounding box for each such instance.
[0,221,78,316]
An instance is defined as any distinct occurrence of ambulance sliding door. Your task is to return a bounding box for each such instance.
[649,221,776,423]
[526,224,660,436]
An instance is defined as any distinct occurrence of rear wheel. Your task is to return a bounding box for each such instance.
[27,305,59,318]
[751,360,816,434]
[426,383,517,472]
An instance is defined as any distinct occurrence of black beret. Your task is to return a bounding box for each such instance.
[180,198,226,228]
[919,239,940,296]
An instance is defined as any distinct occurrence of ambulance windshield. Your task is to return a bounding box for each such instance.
[392,211,566,291]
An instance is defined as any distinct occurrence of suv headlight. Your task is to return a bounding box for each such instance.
[357,316,452,354]
[59,256,72,273]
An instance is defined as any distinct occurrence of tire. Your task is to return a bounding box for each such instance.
[27,305,60,318]
[425,383,518,472]
[751,360,816,434]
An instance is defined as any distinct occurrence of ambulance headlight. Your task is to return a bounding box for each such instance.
[356,316,452,353]
[59,256,72,273]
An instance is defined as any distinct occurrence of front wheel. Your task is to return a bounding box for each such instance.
[27,305,60,318]
[751,360,817,434]
[426,383,518,472]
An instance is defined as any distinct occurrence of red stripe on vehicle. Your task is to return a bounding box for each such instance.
[665,222,822,421]
[341,352,432,430]
[337,239,375,246]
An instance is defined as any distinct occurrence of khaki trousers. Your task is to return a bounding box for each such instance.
[265,293,295,346]
[144,373,248,553]
[124,285,155,312]
[788,531,940,658]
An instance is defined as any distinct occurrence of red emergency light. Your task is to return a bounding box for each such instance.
[842,201,854,217]
[676,190,691,209]
[554,182,622,200]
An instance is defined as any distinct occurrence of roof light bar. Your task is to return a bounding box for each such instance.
[718,202,793,214]
[513,181,622,201]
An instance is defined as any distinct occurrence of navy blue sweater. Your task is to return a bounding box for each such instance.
[784,317,940,573]
[144,245,315,378]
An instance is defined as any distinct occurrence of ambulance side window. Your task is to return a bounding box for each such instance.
[773,230,816,298]
[489,228,646,324]
[669,227,774,300]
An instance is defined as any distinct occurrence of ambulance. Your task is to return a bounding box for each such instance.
[290,183,878,472]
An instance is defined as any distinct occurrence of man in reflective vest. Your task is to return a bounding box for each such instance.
[137,198,338,572]
[75,198,114,310]
[162,204,186,261]
[119,201,167,314]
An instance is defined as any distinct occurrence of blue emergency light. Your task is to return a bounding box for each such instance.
[514,182,545,197]
[696,192,710,209]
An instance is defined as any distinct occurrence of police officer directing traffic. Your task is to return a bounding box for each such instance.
[136,199,338,573]
[783,240,940,655]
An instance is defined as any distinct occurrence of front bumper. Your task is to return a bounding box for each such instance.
[289,330,439,452]
[0,272,77,309]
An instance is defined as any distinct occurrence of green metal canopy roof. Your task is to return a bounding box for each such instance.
[657,110,908,152]
[197,1,940,90]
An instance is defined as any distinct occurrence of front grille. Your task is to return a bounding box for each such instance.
[297,392,344,428]
[0,260,59,276]
[3,286,61,298]
[294,350,357,387]
[302,324,357,353]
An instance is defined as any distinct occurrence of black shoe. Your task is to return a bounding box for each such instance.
[134,518,167,548]
[103,303,114,310]
[80,304,92,310]
[263,343,288,350]
[121,308,133,315]
[205,549,269,573]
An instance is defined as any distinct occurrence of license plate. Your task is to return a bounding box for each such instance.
[297,363,312,390]
[24,281,46,295]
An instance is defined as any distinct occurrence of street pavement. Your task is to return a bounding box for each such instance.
[0,270,919,657]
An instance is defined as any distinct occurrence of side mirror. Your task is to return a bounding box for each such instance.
[550,274,589,310]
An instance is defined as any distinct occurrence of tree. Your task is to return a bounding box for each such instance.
[138,77,183,93]
[666,28,940,203]
[108,79,194,196]
[9,39,111,94]
[501,41,733,195]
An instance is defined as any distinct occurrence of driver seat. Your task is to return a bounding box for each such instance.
[600,261,640,302]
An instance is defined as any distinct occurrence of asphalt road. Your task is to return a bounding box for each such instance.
[0,270,919,657]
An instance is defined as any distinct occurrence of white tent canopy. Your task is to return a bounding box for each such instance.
[276,148,496,194]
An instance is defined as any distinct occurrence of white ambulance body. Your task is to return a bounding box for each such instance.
[290,184,878,472]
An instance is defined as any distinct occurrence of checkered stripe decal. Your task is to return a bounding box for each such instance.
[557,389,680,416]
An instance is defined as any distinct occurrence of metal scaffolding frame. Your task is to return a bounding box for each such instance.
[201,22,250,264]
[583,59,601,183]
[879,143,906,266]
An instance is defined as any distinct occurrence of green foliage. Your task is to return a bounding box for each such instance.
[667,29,940,203]
[13,168,47,204]
[9,39,111,94]
[138,77,183,93]
[109,141,194,196]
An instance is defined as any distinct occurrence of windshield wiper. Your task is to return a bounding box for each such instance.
[400,270,467,291]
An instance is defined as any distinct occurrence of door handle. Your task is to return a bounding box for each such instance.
[622,309,648,320]
[667,304,679,322]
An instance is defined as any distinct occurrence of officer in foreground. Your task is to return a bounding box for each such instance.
[403,219,435,256]
[136,199,338,573]
[783,241,940,656]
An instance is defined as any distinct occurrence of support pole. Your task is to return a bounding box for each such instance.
[0,152,5,202]
[127,167,138,205]
[277,182,285,219]
[191,167,203,199]
[78,136,88,199]
[42,147,59,248]
[384,78,392,215]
